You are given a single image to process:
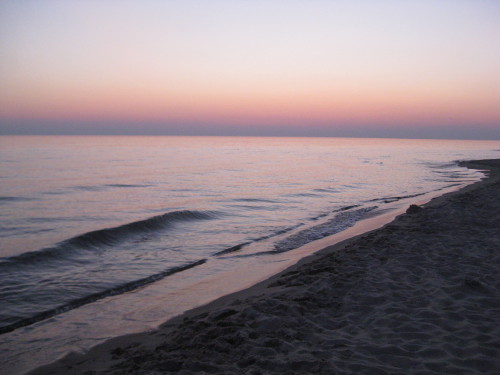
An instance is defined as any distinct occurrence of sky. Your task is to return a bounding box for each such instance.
[1,0,499,139]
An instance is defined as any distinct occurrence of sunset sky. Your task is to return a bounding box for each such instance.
[1,0,499,139]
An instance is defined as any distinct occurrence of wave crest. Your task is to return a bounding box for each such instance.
[0,210,218,269]
[274,206,377,252]
[0,259,206,335]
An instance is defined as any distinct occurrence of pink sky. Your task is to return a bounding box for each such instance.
[1,1,499,139]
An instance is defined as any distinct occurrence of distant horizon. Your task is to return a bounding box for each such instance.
[1,118,499,141]
[1,126,499,141]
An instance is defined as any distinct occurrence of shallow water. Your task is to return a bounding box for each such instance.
[0,136,498,373]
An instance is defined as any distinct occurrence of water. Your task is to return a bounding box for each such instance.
[0,135,498,374]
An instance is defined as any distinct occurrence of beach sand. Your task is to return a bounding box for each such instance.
[29,159,500,375]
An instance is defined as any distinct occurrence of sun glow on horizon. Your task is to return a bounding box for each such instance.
[1,0,499,138]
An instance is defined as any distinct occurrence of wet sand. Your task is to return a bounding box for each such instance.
[29,159,500,374]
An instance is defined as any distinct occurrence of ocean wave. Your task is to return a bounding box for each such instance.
[0,210,218,269]
[284,192,323,198]
[67,183,153,192]
[227,204,280,211]
[214,223,307,256]
[274,206,377,252]
[370,183,464,204]
[369,192,427,203]
[436,183,461,190]
[214,242,252,256]
[312,188,340,193]
[104,183,153,188]
[0,259,207,335]
[234,198,282,203]
[72,185,107,192]
[0,196,37,203]
[215,205,363,256]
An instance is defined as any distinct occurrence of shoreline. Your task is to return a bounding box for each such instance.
[29,159,500,374]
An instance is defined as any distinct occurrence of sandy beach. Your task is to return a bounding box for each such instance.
[29,159,500,375]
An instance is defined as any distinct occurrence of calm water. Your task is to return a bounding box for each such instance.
[0,135,498,374]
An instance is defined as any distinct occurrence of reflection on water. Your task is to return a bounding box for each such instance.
[0,135,498,374]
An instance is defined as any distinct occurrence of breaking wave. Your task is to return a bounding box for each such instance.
[0,210,218,269]
[0,259,206,335]
[274,206,377,252]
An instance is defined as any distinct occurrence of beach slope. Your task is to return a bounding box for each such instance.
[30,159,500,374]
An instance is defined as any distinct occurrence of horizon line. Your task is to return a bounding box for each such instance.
[1,133,498,142]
